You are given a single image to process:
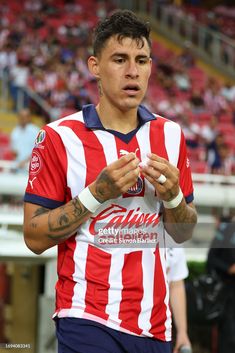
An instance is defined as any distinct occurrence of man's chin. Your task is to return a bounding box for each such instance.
[120,98,142,110]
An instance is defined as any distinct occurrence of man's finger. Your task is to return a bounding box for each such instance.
[147,153,169,165]
[111,152,137,169]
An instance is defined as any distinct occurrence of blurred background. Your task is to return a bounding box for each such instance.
[1,0,235,352]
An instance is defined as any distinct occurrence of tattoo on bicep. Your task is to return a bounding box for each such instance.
[32,207,50,218]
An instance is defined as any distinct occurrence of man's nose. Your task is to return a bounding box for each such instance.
[126,61,139,78]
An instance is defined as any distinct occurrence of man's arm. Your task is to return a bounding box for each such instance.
[141,153,197,243]
[170,280,192,353]
[24,153,140,254]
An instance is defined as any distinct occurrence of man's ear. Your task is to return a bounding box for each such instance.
[87,56,100,79]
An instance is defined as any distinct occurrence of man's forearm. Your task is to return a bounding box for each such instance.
[24,196,91,254]
[164,201,197,243]
[170,280,188,334]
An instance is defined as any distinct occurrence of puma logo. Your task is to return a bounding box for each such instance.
[29,177,37,189]
[120,148,139,156]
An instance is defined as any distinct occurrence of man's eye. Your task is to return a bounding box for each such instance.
[114,58,124,63]
[139,59,147,64]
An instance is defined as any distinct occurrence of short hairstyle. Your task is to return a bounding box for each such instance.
[93,9,151,56]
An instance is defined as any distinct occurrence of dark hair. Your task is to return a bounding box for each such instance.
[93,9,151,56]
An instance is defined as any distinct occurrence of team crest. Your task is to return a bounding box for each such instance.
[123,175,145,198]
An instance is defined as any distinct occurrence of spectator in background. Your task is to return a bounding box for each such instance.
[167,246,192,353]
[210,142,234,175]
[206,132,225,172]
[189,89,206,114]
[174,68,191,92]
[177,42,195,69]
[201,115,219,145]
[9,58,29,111]
[220,81,235,103]
[207,213,235,353]
[204,78,228,116]
[179,114,200,148]
[157,93,189,121]
[10,108,40,172]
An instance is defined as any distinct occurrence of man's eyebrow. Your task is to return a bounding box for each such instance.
[110,53,150,59]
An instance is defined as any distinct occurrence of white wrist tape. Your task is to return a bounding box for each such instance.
[78,187,102,213]
[163,189,183,209]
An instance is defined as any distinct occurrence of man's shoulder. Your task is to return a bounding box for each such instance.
[47,110,84,130]
[150,113,181,130]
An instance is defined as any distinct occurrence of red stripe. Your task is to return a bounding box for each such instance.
[150,118,168,159]
[59,120,107,186]
[56,235,77,310]
[149,247,167,340]
[114,136,145,198]
[84,245,111,318]
[56,186,77,310]
[119,251,143,334]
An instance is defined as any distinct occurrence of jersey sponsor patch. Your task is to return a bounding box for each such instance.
[30,151,42,175]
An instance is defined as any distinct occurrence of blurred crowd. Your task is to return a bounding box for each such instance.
[1,0,235,175]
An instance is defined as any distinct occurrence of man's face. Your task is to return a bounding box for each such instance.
[89,35,152,112]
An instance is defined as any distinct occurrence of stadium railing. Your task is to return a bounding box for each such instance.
[114,0,235,79]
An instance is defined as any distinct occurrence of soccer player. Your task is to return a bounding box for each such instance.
[23,9,197,353]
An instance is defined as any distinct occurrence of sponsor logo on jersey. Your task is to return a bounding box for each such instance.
[89,204,161,236]
[34,129,46,149]
[30,151,42,175]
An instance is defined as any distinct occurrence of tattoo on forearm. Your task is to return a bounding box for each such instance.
[48,196,89,233]
[30,197,90,242]
[165,203,197,239]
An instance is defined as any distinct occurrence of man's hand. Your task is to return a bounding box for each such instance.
[174,331,192,353]
[89,152,140,202]
[140,153,180,202]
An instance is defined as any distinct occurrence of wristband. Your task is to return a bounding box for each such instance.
[163,189,183,209]
[78,187,102,213]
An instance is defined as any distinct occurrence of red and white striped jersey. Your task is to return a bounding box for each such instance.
[24,104,194,342]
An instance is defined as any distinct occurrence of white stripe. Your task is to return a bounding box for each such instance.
[93,130,118,164]
[164,121,181,166]
[71,240,89,309]
[136,123,151,166]
[136,123,156,197]
[53,125,87,196]
[49,111,84,128]
[138,249,155,332]
[105,249,125,321]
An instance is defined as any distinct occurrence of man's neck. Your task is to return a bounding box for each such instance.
[95,103,139,134]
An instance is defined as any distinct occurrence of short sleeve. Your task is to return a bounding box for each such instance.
[167,248,189,283]
[24,126,68,209]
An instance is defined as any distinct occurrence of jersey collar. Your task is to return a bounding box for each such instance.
[82,104,156,129]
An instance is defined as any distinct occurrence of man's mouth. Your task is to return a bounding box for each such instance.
[123,84,140,95]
